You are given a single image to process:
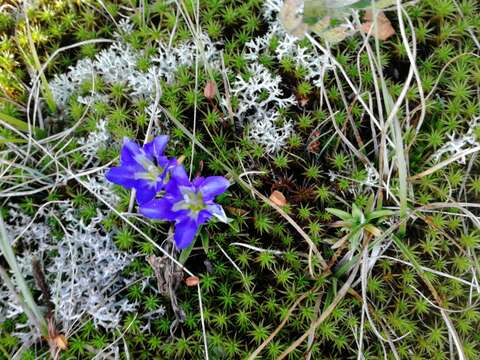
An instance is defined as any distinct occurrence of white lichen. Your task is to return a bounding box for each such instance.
[245,5,332,85]
[152,35,220,83]
[48,205,137,330]
[228,62,296,153]
[432,118,480,164]
[230,63,296,117]
[77,119,110,156]
[116,18,135,35]
[228,2,332,153]
[49,33,221,110]
[248,110,294,153]
[1,203,138,330]
[263,0,284,19]
[0,120,135,331]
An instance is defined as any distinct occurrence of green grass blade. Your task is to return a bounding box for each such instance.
[326,208,351,221]
[0,215,47,334]
[0,111,30,131]
[0,138,27,144]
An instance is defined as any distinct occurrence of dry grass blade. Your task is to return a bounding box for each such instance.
[409,146,480,181]
[0,215,47,334]
[278,261,361,359]
[392,236,466,359]
[247,289,315,360]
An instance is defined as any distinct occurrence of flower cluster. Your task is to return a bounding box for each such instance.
[106,136,229,249]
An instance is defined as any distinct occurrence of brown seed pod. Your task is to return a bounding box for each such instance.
[204,80,217,100]
[185,276,200,286]
[269,190,287,206]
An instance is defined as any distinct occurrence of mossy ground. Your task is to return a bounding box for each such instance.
[1,0,480,359]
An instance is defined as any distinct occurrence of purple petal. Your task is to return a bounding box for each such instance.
[164,177,185,199]
[106,166,139,188]
[198,176,230,199]
[174,218,199,249]
[155,178,166,193]
[156,155,175,169]
[170,165,190,186]
[206,204,228,223]
[135,182,158,205]
[166,157,178,170]
[120,138,145,163]
[144,136,169,161]
[197,209,213,225]
[154,157,177,190]
[139,198,176,220]
[192,176,205,187]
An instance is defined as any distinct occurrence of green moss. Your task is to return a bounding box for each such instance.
[2,0,480,358]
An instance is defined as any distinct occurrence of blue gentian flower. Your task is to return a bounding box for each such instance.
[140,165,230,249]
[106,136,177,204]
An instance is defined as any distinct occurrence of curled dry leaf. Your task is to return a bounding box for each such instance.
[308,15,331,34]
[359,10,395,41]
[270,190,287,206]
[185,275,200,286]
[225,206,248,216]
[52,334,68,350]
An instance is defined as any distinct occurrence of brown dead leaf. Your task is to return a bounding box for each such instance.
[225,206,248,216]
[46,316,68,359]
[185,276,200,287]
[359,10,395,41]
[269,190,287,206]
[52,335,68,350]
[298,95,309,107]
